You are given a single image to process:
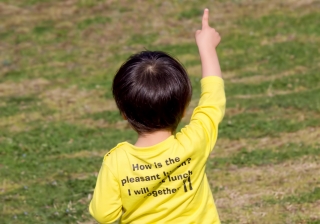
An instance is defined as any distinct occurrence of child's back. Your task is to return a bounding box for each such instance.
[89,9,225,224]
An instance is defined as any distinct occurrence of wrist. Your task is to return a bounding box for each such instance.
[199,48,217,60]
[199,48,221,78]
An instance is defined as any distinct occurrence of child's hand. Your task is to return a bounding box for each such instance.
[195,9,221,57]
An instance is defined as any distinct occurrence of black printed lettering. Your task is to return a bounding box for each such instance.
[132,164,139,171]
[132,163,153,171]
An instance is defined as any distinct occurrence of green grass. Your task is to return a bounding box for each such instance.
[210,143,320,168]
[219,107,320,139]
[0,96,37,116]
[158,43,198,56]
[265,187,320,204]
[308,220,320,224]
[0,123,136,223]
[127,33,158,46]
[226,87,320,113]
[220,39,319,74]
[77,16,112,30]
[0,0,55,6]
[1,176,97,223]
[86,110,122,123]
[239,12,320,35]
[179,8,203,19]
[0,123,136,155]
[33,21,55,35]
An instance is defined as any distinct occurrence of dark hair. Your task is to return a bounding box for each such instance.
[112,51,192,134]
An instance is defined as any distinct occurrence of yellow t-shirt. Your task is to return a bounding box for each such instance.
[89,76,226,224]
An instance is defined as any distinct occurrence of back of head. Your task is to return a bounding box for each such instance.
[112,51,192,134]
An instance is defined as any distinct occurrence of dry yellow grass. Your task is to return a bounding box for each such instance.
[211,159,320,223]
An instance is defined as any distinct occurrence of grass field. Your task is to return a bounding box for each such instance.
[1,0,320,223]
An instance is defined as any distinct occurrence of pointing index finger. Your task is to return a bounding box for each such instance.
[202,8,209,29]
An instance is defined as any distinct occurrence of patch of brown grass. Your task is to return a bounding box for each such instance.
[0,78,50,97]
[1,171,94,196]
[48,149,106,160]
[229,66,308,84]
[229,85,319,99]
[41,87,116,119]
[211,159,320,223]
[72,118,128,129]
[214,126,320,158]
[0,112,43,132]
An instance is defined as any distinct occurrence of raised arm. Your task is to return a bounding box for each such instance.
[176,9,225,155]
[195,9,222,78]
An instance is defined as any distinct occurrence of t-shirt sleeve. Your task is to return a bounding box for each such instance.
[89,162,122,224]
[176,76,226,156]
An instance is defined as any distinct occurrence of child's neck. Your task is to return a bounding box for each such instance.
[135,130,172,147]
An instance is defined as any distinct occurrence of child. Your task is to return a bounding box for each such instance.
[89,8,226,224]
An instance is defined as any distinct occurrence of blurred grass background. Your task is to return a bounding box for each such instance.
[0,0,320,223]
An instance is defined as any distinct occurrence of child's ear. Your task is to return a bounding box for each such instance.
[121,113,127,120]
[182,109,187,118]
